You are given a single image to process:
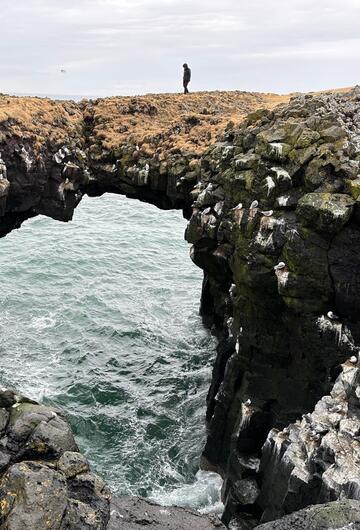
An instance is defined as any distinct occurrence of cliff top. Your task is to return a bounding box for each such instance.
[0,90,288,155]
[85,91,289,155]
[0,88,351,158]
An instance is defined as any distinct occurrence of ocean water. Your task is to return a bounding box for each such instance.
[0,193,223,512]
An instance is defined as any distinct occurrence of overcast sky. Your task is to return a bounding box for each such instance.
[1,0,359,97]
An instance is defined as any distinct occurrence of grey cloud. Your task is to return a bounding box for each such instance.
[0,0,359,97]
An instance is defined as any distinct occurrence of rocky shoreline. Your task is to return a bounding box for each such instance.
[0,87,359,528]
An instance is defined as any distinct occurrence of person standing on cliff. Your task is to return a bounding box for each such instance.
[183,63,191,94]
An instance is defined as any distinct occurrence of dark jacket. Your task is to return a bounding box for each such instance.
[183,67,191,84]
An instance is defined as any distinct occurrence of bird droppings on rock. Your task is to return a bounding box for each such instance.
[0,87,359,528]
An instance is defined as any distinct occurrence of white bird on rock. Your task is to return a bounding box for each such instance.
[229,283,237,295]
[250,200,259,209]
[327,311,339,320]
[349,356,358,364]
[261,210,273,217]
[203,207,211,215]
[244,399,252,406]
[232,203,243,210]
[274,262,286,271]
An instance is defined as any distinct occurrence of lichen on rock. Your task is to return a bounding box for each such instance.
[184,87,360,525]
[0,87,360,527]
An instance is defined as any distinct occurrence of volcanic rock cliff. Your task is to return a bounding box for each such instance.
[0,87,359,530]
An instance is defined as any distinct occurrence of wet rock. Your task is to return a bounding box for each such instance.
[232,478,260,505]
[229,513,259,530]
[67,472,111,524]
[0,409,9,434]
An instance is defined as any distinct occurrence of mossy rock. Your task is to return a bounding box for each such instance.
[345,178,360,199]
[296,192,355,233]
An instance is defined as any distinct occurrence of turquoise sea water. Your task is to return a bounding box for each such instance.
[0,194,222,511]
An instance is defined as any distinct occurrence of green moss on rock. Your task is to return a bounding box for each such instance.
[296,192,355,233]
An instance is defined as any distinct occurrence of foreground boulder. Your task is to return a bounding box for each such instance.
[0,388,111,529]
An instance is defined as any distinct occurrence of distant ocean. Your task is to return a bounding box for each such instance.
[10,92,94,101]
[0,194,223,513]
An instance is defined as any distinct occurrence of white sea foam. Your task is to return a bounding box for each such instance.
[30,314,56,330]
[150,470,224,515]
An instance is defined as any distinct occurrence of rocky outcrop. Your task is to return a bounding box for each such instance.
[0,388,111,529]
[258,360,360,522]
[108,496,225,529]
[0,390,226,530]
[0,91,288,238]
[255,500,360,529]
[184,87,360,525]
[1,87,360,528]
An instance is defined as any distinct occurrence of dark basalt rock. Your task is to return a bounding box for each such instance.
[108,496,226,529]
[0,461,68,529]
[255,500,360,529]
[0,388,111,529]
[257,361,360,523]
[183,88,360,524]
[1,89,360,527]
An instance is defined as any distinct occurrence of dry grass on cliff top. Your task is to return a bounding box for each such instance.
[0,87,353,156]
[0,95,82,150]
[89,91,291,155]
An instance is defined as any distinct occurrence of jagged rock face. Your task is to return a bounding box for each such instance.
[258,361,360,522]
[255,499,360,529]
[0,388,111,529]
[1,89,360,527]
[184,88,360,524]
[0,92,288,237]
